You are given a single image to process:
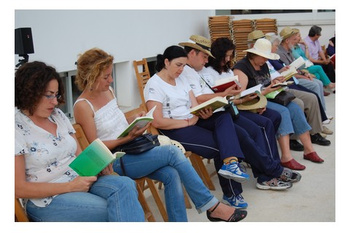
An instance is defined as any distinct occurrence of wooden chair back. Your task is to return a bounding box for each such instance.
[133,59,151,105]
[15,198,29,222]
[73,123,90,150]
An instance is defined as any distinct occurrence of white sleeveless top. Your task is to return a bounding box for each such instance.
[74,88,129,140]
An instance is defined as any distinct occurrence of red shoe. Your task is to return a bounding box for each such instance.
[304,152,324,163]
[281,159,306,170]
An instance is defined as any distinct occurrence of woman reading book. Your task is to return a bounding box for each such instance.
[15,61,144,222]
[197,37,301,190]
[73,48,247,222]
[233,38,325,169]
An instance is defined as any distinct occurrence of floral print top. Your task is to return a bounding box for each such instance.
[15,107,78,207]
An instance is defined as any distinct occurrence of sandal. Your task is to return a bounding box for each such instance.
[206,202,247,222]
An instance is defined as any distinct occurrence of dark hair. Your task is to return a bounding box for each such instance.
[155,45,187,72]
[207,37,236,74]
[15,61,64,115]
[308,25,322,37]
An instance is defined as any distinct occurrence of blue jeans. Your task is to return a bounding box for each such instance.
[26,175,144,222]
[267,101,311,138]
[113,145,218,222]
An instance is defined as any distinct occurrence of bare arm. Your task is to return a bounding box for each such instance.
[15,134,96,199]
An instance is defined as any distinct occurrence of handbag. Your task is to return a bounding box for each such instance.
[268,90,295,106]
[224,99,240,119]
[112,133,160,154]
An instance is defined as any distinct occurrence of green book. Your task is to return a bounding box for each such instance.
[117,105,156,138]
[69,138,124,176]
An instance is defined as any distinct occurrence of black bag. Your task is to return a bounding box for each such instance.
[224,99,240,120]
[268,90,295,106]
[112,133,160,154]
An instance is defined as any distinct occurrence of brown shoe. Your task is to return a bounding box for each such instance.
[281,159,306,170]
[304,152,324,163]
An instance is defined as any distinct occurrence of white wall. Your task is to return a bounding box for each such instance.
[15,10,335,116]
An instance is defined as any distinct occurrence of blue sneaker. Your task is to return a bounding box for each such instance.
[218,159,250,182]
[222,194,248,209]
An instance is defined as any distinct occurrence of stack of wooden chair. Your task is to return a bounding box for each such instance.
[208,16,233,43]
[254,18,278,34]
[231,19,254,63]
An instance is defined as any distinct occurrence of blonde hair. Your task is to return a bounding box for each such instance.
[75,48,114,91]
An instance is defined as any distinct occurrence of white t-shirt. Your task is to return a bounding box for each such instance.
[144,73,193,120]
[179,65,206,97]
[15,108,78,207]
[198,66,235,94]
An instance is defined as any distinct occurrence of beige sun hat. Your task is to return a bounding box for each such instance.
[236,93,267,112]
[279,27,298,41]
[179,35,214,57]
[247,30,265,42]
[244,38,280,60]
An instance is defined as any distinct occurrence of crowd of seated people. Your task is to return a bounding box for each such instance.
[15,24,334,222]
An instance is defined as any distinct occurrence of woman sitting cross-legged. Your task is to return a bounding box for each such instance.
[73,48,247,222]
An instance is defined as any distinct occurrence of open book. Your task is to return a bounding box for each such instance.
[190,96,228,115]
[211,76,239,93]
[289,56,306,70]
[235,84,263,99]
[280,67,298,81]
[118,106,156,138]
[69,138,125,176]
[271,80,294,88]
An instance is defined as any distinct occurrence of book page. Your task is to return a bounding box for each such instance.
[117,106,156,138]
[190,96,228,115]
[237,84,263,99]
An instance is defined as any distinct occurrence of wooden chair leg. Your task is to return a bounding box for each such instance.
[15,198,29,222]
[145,178,168,222]
[136,179,155,222]
[183,186,192,209]
[189,153,216,191]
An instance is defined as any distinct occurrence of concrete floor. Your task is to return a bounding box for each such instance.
[144,91,336,224]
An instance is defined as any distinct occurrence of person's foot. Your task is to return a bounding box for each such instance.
[222,194,248,209]
[280,168,302,183]
[311,133,331,146]
[207,202,247,222]
[256,178,292,190]
[290,139,304,151]
[218,159,250,182]
[304,151,324,163]
[322,126,333,135]
[281,158,306,170]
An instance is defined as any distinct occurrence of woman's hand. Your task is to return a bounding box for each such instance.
[99,163,114,176]
[69,176,97,192]
[224,84,242,97]
[197,107,213,119]
[256,107,266,115]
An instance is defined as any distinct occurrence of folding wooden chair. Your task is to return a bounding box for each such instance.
[15,198,29,222]
[133,59,216,191]
[73,123,168,222]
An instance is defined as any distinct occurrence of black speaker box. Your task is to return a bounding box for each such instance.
[15,28,34,55]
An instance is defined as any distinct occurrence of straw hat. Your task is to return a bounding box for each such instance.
[279,27,298,41]
[247,30,265,42]
[236,93,267,112]
[179,35,214,57]
[244,38,280,60]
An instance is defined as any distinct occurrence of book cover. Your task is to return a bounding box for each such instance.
[236,84,263,99]
[69,139,124,176]
[117,106,156,138]
[211,76,239,93]
[190,96,228,115]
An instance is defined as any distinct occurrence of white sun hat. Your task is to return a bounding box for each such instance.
[244,38,280,60]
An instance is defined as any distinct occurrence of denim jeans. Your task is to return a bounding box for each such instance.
[113,145,218,222]
[26,175,144,222]
[298,78,326,111]
[267,101,311,138]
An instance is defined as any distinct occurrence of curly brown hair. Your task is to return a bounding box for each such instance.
[15,61,65,115]
[75,48,114,91]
